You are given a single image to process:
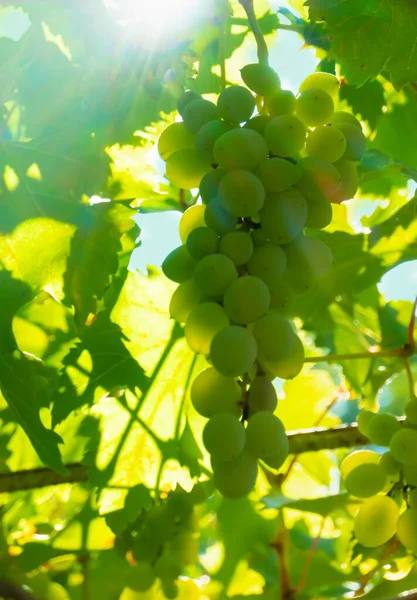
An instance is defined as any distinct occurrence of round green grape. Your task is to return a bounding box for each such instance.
[212,449,258,498]
[299,72,340,97]
[357,410,375,436]
[158,122,196,160]
[265,115,306,157]
[179,204,206,242]
[344,463,386,498]
[406,397,417,425]
[380,452,401,477]
[248,376,278,415]
[390,428,417,464]
[210,326,257,377]
[219,231,254,266]
[268,276,296,315]
[306,125,346,163]
[284,234,333,294]
[204,198,237,235]
[185,302,229,355]
[46,583,70,600]
[183,98,219,133]
[354,496,398,548]
[250,228,269,247]
[217,85,256,124]
[366,413,401,447]
[256,157,301,193]
[240,63,280,96]
[190,367,241,418]
[334,122,367,161]
[169,279,202,323]
[169,531,199,566]
[218,170,265,217]
[330,159,359,203]
[247,242,287,285]
[253,312,296,362]
[244,114,272,135]
[199,168,226,204]
[194,253,236,300]
[295,88,334,127]
[403,464,417,486]
[127,562,155,592]
[186,226,219,259]
[265,89,296,116]
[397,508,417,553]
[246,411,288,467]
[297,157,342,200]
[259,334,304,380]
[340,450,380,479]
[161,580,179,599]
[195,120,235,163]
[166,149,211,189]
[330,111,362,129]
[203,413,246,461]
[162,245,196,283]
[177,90,202,117]
[223,275,270,325]
[155,554,181,581]
[260,187,308,244]
[214,128,269,171]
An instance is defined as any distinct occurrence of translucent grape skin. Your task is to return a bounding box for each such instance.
[217,85,256,124]
[330,159,359,204]
[247,242,287,285]
[306,125,346,163]
[357,410,375,436]
[185,302,229,355]
[204,198,237,235]
[406,396,417,424]
[299,72,340,97]
[218,170,265,217]
[397,508,417,553]
[158,122,196,160]
[177,90,202,117]
[162,246,196,283]
[182,98,219,133]
[195,120,235,163]
[223,275,270,325]
[199,168,227,204]
[379,452,401,477]
[260,187,308,244]
[340,449,380,479]
[210,325,257,377]
[219,231,254,266]
[202,413,246,462]
[354,496,399,548]
[179,204,206,242]
[213,128,268,171]
[246,411,288,469]
[244,114,272,136]
[268,276,296,316]
[256,157,301,193]
[403,463,417,486]
[366,413,401,447]
[194,253,237,300]
[259,333,304,380]
[190,367,242,418]
[330,111,362,129]
[127,562,155,592]
[212,449,258,499]
[344,463,386,498]
[253,312,296,362]
[284,234,333,294]
[295,88,334,127]
[390,428,417,464]
[166,149,211,190]
[248,376,278,415]
[265,115,306,157]
[186,226,219,260]
[265,89,296,116]
[169,279,202,323]
[296,157,341,229]
[334,122,367,161]
[240,63,280,96]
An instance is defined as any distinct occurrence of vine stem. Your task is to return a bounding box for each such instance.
[238,0,269,65]
[404,357,415,399]
[296,517,326,595]
[304,344,415,363]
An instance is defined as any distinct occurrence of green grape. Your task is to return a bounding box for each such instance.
[210,326,257,377]
[47,583,70,600]
[190,367,241,417]
[259,333,304,380]
[284,234,333,294]
[244,114,272,135]
[195,120,235,163]
[203,413,246,461]
[240,63,280,96]
[158,122,196,160]
[265,115,306,157]
[265,89,296,116]
[256,157,301,193]
[194,253,236,300]
[177,90,202,117]
[204,198,237,235]
[223,275,270,325]
[306,125,347,163]
[409,489,417,509]
[169,279,202,323]
[397,508,417,553]
[168,531,199,566]
[330,110,362,129]
[127,562,155,592]
[132,533,159,563]
[246,411,288,467]
[390,428,417,464]
[185,302,229,355]
[247,242,287,285]
[296,157,341,228]
[219,231,254,266]
[182,98,219,133]
[212,449,258,498]
[253,312,296,362]
[250,228,269,247]
[295,88,334,127]
[199,168,227,204]
[166,149,211,189]
[354,496,399,548]
[334,122,367,161]
[248,376,278,415]
[161,580,179,599]
[406,397,417,424]
[218,170,265,217]
[186,226,219,259]
[330,159,359,203]
[380,452,401,477]
[155,554,181,581]
[299,72,340,97]
[357,410,375,436]
[217,85,256,124]
[260,188,308,244]
[344,463,386,498]
[340,449,380,479]
[213,128,269,171]
[162,245,196,283]
[403,464,417,486]
[268,276,296,315]
[179,204,206,242]
[366,413,401,446]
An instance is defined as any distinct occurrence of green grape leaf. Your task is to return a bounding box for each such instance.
[339,80,385,131]
[124,484,153,523]
[261,493,356,516]
[0,270,32,353]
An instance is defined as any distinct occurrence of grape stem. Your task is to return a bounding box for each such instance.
[304,343,415,363]
[238,0,269,65]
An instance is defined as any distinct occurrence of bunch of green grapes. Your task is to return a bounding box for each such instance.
[158,64,367,499]
[340,405,417,551]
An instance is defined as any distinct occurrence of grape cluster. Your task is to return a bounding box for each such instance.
[158,64,366,499]
[341,405,417,552]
